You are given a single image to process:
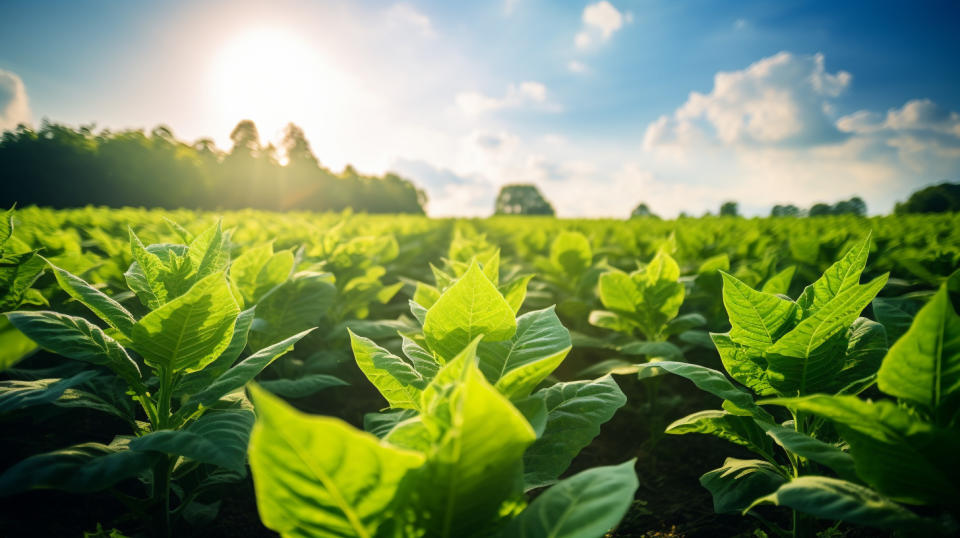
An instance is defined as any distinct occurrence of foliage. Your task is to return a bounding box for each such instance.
[494,184,556,216]
[894,181,960,214]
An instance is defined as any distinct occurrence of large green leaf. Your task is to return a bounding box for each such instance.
[597,271,640,319]
[131,272,240,374]
[0,250,46,310]
[749,476,934,532]
[127,227,168,309]
[797,235,871,316]
[230,243,295,305]
[549,231,592,278]
[130,410,253,473]
[48,262,136,336]
[410,347,537,537]
[258,374,348,399]
[0,317,38,371]
[248,272,335,351]
[768,395,960,505]
[350,331,426,410]
[186,328,314,409]
[720,272,798,350]
[175,306,256,395]
[504,460,638,538]
[712,333,773,396]
[478,306,571,400]
[635,361,771,421]
[833,317,887,392]
[6,311,143,390]
[186,220,229,283]
[0,438,156,495]
[765,274,888,395]
[522,375,626,489]
[0,370,99,413]
[667,410,776,460]
[700,458,787,514]
[423,262,517,361]
[877,272,960,423]
[247,384,425,538]
[763,423,857,480]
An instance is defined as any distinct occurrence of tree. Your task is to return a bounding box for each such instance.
[630,202,659,219]
[719,201,739,217]
[229,120,261,157]
[808,202,832,217]
[494,184,555,216]
[281,123,318,167]
[894,182,960,214]
[832,196,867,216]
[771,204,800,217]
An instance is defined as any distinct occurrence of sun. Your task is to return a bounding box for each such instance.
[208,27,346,145]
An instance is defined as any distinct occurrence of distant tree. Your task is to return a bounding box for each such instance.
[630,202,658,219]
[494,184,555,216]
[229,120,261,157]
[719,201,739,217]
[281,123,318,167]
[832,196,867,216]
[771,204,800,217]
[894,182,960,214]
[809,203,833,217]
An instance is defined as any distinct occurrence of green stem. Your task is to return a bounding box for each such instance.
[153,366,174,538]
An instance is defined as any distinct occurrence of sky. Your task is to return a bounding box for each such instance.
[1,0,959,217]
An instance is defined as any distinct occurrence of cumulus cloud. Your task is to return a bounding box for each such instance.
[0,70,31,132]
[575,1,629,49]
[390,158,495,216]
[645,52,851,148]
[384,3,435,37]
[455,81,558,116]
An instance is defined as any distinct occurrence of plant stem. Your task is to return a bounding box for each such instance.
[153,366,174,538]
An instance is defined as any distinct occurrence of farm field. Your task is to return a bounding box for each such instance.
[0,207,957,537]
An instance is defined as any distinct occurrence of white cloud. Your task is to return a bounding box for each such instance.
[567,60,588,74]
[504,0,520,16]
[0,70,31,131]
[575,1,627,49]
[455,81,558,116]
[734,18,748,30]
[384,3,435,38]
[644,52,852,148]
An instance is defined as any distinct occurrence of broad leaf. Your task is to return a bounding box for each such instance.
[248,272,335,350]
[247,385,424,538]
[636,361,771,421]
[549,231,592,278]
[423,262,516,361]
[504,460,638,538]
[712,333,773,396]
[700,458,787,514]
[478,306,572,400]
[48,262,136,336]
[667,410,775,460]
[797,235,871,316]
[131,272,239,374]
[763,423,857,480]
[0,371,99,413]
[131,410,253,473]
[522,375,626,489]
[351,331,426,410]
[720,272,798,351]
[259,374,348,399]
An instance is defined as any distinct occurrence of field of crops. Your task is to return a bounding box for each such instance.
[0,207,958,537]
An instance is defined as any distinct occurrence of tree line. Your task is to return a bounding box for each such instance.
[0,120,426,213]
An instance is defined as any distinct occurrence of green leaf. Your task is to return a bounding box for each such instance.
[350,330,425,410]
[187,328,314,409]
[834,317,887,392]
[6,311,143,391]
[597,271,640,316]
[502,274,534,315]
[522,375,627,489]
[0,371,99,413]
[504,460,638,538]
[767,395,960,505]
[763,423,857,480]
[423,262,517,361]
[127,227,168,309]
[247,384,425,538]
[175,306,256,395]
[187,220,229,283]
[411,348,536,537]
[765,274,888,395]
[712,333,773,396]
[0,317,38,371]
[664,313,707,336]
[636,361,771,421]
[872,296,923,343]
[248,272,335,350]
[258,374,348,399]
[131,272,240,374]
[48,262,136,336]
[588,310,635,334]
[0,438,156,495]
[549,231,592,278]
[0,251,46,310]
[478,306,572,400]
[130,410,253,473]
[797,235,872,316]
[402,335,440,378]
[618,340,683,360]
[667,410,775,460]
[749,476,933,532]
[877,272,960,423]
[720,272,798,351]
[760,266,796,295]
[700,458,787,514]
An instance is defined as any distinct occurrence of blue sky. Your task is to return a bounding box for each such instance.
[1,0,959,216]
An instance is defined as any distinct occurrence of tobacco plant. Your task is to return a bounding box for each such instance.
[636,235,927,536]
[0,222,311,536]
[247,260,638,537]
